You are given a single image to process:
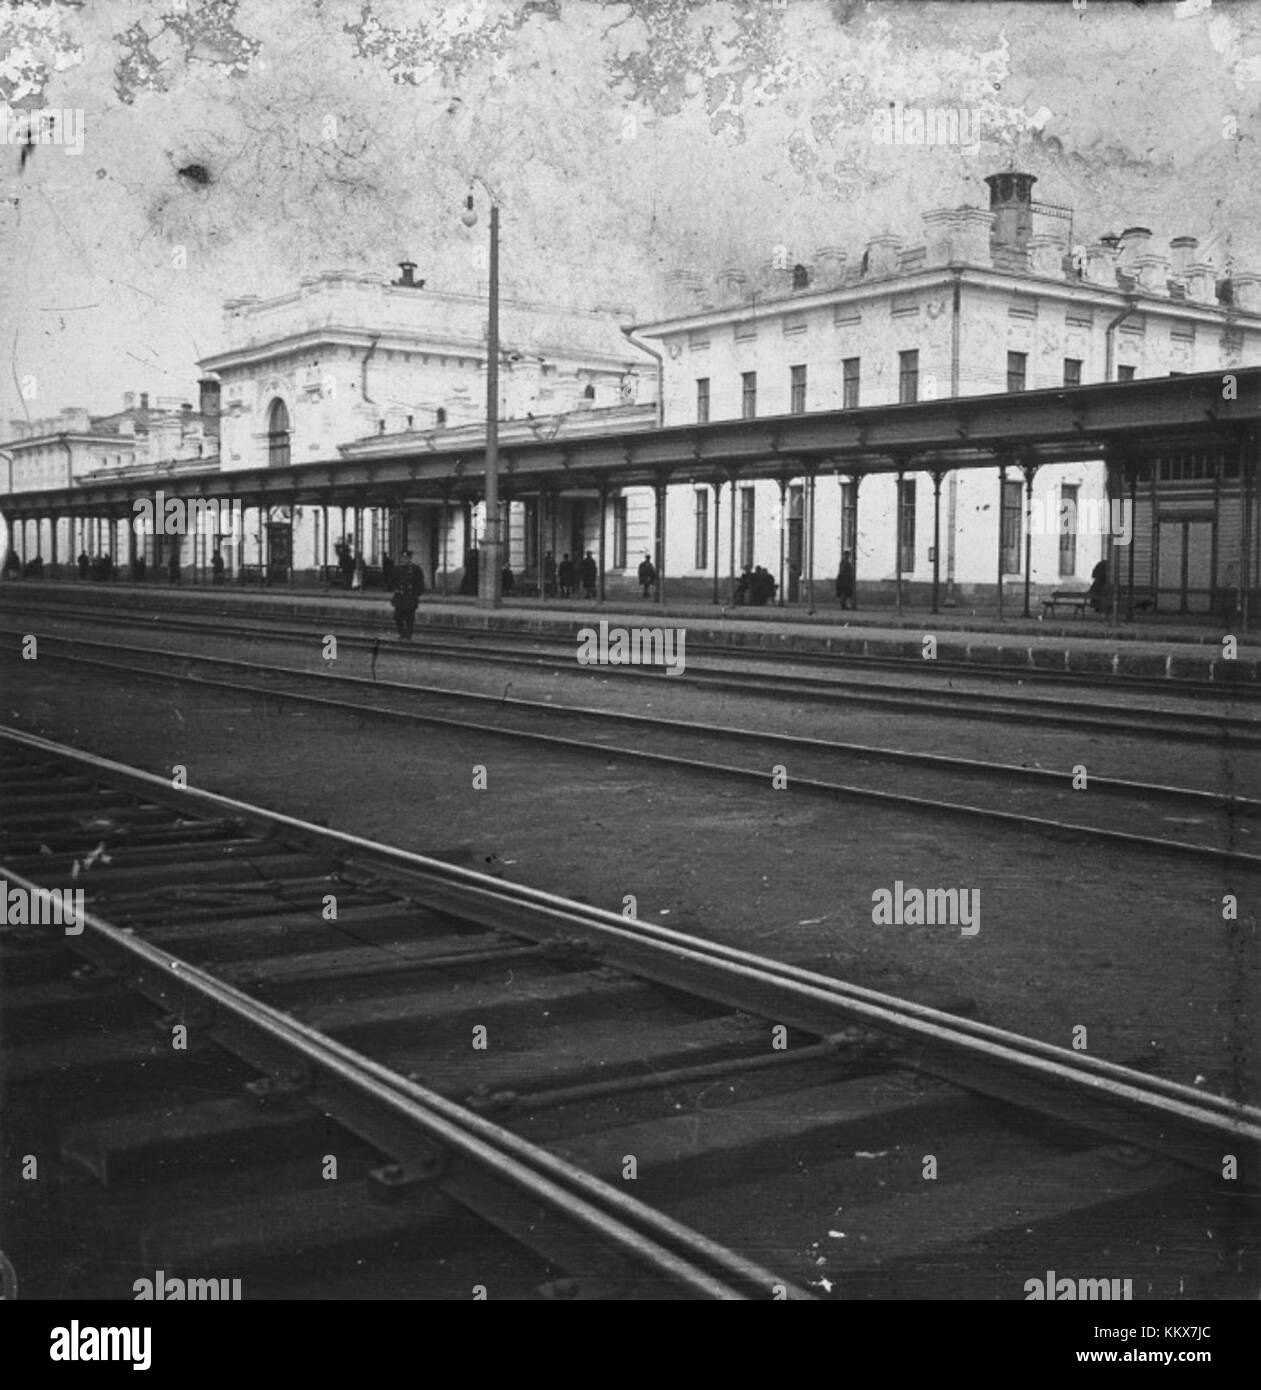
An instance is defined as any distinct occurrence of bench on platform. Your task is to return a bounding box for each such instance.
[1041,589,1092,618]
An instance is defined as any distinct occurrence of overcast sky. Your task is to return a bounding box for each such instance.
[2,0,1259,426]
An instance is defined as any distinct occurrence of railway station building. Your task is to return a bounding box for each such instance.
[3,170,1260,617]
[628,171,1261,611]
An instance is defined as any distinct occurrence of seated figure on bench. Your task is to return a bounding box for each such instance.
[1087,559,1108,612]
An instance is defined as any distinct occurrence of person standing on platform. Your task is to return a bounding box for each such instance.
[543,551,556,598]
[558,553,575,599]
[77,550,90,579]
[391,549,424,640]
[836,551,856,610]
[211,548,225,584]
[580,550,597,599]
[336,538,354,586]
[638,552,657,599]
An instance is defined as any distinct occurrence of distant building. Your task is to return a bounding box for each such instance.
[630,171,1261,609]
[2,390,219,562]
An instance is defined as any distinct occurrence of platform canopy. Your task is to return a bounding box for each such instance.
[4,367,1259,519]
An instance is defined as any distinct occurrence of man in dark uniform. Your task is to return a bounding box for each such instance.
[638,552,657,599]
[836,550,855,610]
[392,549,424,639]
[580,550,598,599]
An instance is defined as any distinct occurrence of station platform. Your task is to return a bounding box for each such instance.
[5,577,1259,683]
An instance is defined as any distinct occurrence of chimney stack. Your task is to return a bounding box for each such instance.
[1231,272,1261,313]
[1169,236,1199,279]
[1183,262,1217,304]
[1135,253,1170,296]
[862,233,903,278]
[813,245,847,286]
[716,266,748,302]
[393,261,425,289]
[1085,241,1120,286]
[1028,233,1066,279]
[984,171,1037,252]
[1117,227,1152,269]
[139,392,150,412]
[198,377,222,425]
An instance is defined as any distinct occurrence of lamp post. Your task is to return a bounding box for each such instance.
[462,180,501,608]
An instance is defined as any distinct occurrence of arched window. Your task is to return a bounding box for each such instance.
[267,398,290,468]
[582,384,596,401]
[436,407,447,426]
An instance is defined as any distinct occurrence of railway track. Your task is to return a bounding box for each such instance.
[3,590,1257,735]
[6,630,1261,869]
[2,728,1258,1300]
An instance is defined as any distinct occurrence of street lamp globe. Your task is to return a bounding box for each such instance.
[461,194,477,227]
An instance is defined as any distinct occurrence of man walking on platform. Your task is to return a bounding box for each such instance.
[391,549,424,640]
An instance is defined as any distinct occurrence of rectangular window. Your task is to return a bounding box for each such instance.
[790,364,807,415]
[898,350,918,404]
[1007,351,1027,392]
[1001,479,1023,575]
[741,371,758,419]
[1117,364,1135,382]
[693,489,709,570]
[1063,357,1082,388]
[840,481,857,558]
[842,357,860,409]
[696,377,710,424]
[740,486,756,570]
[612,496,628,569]
[1059,483,1078,578]
[897,478,917,573]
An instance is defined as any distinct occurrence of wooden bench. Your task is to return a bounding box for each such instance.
[1041,590,1092,618]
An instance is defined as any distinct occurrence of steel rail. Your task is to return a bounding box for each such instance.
[3,589,1256,699]
[3,725,1258,1179]
[9,642,1260,870]
[3,606,1257,745]
[30,629,1254,813]
[0,859,807,1301]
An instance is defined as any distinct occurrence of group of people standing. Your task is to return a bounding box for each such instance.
[75,551,115,582]
[542,550,600,599]
[734,565,777,606]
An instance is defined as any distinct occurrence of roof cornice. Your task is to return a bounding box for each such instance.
[632,264,1261,336]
